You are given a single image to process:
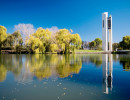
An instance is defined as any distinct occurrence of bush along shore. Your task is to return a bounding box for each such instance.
[0,25,82,54]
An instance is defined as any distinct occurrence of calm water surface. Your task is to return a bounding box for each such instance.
[0,54,130,100]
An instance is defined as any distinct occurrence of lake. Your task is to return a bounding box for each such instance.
[0,54,130,100]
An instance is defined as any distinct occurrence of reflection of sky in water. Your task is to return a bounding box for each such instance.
[0,54,130,100]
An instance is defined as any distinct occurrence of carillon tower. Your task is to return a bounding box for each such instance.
[102,12,112,51]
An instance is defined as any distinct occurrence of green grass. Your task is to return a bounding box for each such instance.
[76,50,104,52]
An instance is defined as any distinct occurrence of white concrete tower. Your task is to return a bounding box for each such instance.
[108,15,112,51]
[102,12,112,51]
[102,12,108,51]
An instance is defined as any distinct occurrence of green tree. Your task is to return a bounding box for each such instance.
[89,41,96,50]
[119,35,130,50]
[0,26,7,53]
[12,31,23,46]
[2,34,15,48]
[112,43,119,51]
[12,31,23,53]
[19,37,23,46]
[94,38,102,50]
[7,34,14,47]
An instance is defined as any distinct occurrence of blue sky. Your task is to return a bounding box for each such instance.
[0,0,130,42]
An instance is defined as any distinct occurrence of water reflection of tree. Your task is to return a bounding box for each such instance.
[25,54,53,80]
[0,55,23,82]
[0,65,7,82]
[0,54,107,82]
[56,54,82,78]
[75,54,102,67]
[89,55,102,67]
[25,54,82,79]
[119,55,130,71]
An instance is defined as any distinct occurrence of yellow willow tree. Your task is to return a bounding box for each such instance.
[71,34,82,52]
[27,27,52,53]
[49,44,58,52]
[55,29,72,53]
[27,28,82,54]
[28,36,44,53]
[0,26,7,53]
[49,32,59,53]
[56,29,82,53]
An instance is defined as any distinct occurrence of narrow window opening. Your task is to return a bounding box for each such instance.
[103,20,104,28]
[108,17,111,29]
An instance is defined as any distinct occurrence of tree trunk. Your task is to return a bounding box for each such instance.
[0,43,2,54]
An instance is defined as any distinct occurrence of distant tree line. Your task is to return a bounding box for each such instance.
[112,35,130,51]
[82,35,130,51]
[0,25,82,54]
[88,38,102,50]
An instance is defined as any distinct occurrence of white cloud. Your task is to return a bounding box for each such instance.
[14,23,36,39]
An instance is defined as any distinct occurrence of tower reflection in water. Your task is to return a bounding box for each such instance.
[102,54,113,94]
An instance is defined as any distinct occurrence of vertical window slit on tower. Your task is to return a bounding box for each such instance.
[103,20,104,28]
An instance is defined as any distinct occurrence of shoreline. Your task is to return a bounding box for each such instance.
[1,50,130,54]
[75,51,112,54]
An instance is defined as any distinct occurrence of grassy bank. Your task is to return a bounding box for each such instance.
[1,49,107,54]
[76,50,104,53]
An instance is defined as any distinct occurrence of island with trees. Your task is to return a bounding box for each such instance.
[0,25,130,54]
